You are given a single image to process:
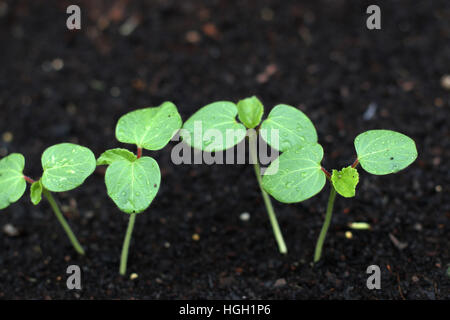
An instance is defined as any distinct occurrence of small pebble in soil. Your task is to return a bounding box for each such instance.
[261,8,274,21]
[110,86,121,97]
[2,131,13,143]
[119,16,140,36]
[412,275,419,282]
[192,233,200,241]
[164,241,171,248]
[435,185,442,192]
[130,273,138,280]
[2,223,19,237]
[389,233,408,250]
[273,278,287,288]
[240,212,251,221]
[440,74,450,90]
[434,98,444,107]
[51,58,64,71]
[185,30,201,44]
[363,102,377,120]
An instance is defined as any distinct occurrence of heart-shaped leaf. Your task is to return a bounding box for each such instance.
[237,96,264,129]
[0,153,26,210]
[182,101,246,151]
[30,180,43,205]
[97,148,137,166]
[260,104,318,152]
[41,143,96,192]
[331,166,359,198]
[354,130,418,175]
[105,156,161,214]
[262,144,326,203]
[115,102,182,151]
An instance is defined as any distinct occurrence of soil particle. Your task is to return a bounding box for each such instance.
[0,0,448,299]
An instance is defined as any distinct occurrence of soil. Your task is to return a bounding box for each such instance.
[0,0,448,299]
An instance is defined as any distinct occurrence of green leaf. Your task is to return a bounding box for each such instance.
[97,148,137,166]
[182,101,246,151]
[262,144,326,203]
[331,166,359,198]
[260,104,318,152]
[0,153,26,210]
[115,102,182,151]
[105,156,161,214]
[30,180,43,205]
[237,96,264,129]
[41,143,96,192]
[354,130,418,175]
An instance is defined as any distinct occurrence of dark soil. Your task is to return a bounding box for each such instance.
[0,0,448,299]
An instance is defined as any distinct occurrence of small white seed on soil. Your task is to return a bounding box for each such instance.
[164,241,170,248]
[130,273,138,280]
[345,231,353,239]
[240,212,251,221]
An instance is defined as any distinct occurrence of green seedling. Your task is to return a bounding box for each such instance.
[0,143,96,255]
[182,96,318,254]
[97,102,182,275]
[262,129,418,262]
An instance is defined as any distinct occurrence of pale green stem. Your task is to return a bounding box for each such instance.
[42,189,85,255]
[120,213,137,275]
[314,186,337,263]
[248,130,287,254]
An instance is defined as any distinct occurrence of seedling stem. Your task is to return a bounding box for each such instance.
[249,130,287,254]
[120,213,136,275]
[119,146,142,275]
[313,186,336,263]
[42,189,85,255]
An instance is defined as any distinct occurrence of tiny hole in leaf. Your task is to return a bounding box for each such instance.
[390,157,394,160]
[154,184,157,188]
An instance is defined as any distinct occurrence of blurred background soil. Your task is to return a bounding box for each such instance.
[0,0,448,299]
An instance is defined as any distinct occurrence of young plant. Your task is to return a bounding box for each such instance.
[0,143,96,255]
[97,102,182,275]
[181,96,318,254]
[261,129,418,262]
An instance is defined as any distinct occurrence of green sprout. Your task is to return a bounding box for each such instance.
[182,96,318,254]
[262,128,418,262]
[0,143,96,255]
[97,102,182,275]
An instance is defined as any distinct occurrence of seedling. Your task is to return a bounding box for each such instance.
[97,102,182,275]
[262,129,418,262]
[0,143,96,255]
[182,96,318,254]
